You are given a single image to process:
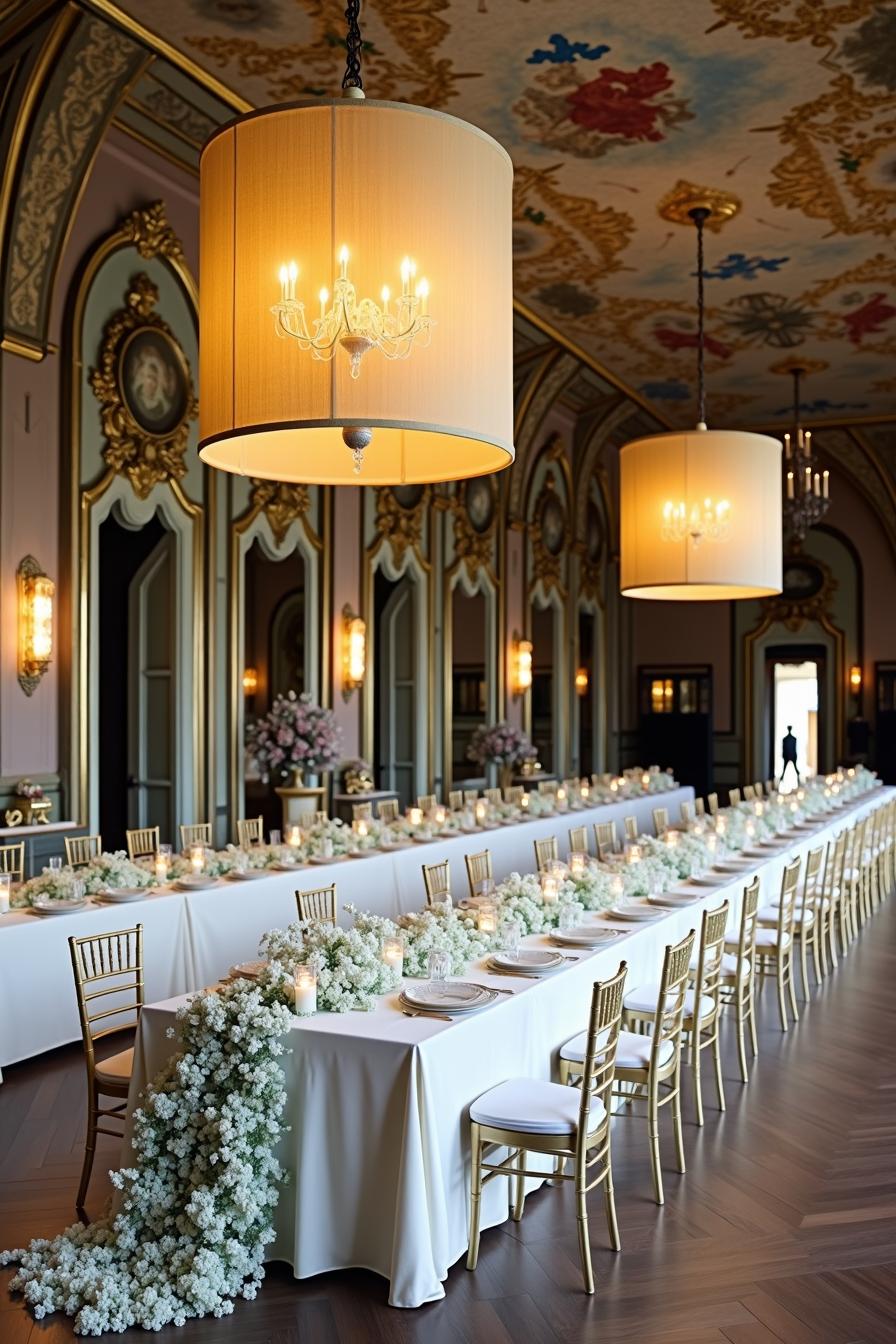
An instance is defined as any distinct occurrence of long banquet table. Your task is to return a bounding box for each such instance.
[0,787,692,1069]
[126,785,890,1310]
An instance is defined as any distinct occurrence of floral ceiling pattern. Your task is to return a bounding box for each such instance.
[114,0,896,426]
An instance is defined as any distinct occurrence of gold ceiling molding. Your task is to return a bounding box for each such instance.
[657,180,741,229]
[247,480,312,548]
[2,11,147,358]
[89,271,198,499]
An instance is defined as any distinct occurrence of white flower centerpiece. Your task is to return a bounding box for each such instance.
[393,902,493,976]
[14,851,155,909]
[260,916,401,1012]
[493,871,584,934]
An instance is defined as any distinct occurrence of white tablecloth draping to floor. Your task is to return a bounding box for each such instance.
[0,787,692,1069]
[127,786,890,1309]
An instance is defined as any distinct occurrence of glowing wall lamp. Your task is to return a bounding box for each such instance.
[17,555,54,697]
[575,666,589,697]
[849,664,862,696]
[342,604,366,700]
[242,667,258,696]
[512,633,533,698]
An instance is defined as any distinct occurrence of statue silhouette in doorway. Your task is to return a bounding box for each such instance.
[780,725,800,787]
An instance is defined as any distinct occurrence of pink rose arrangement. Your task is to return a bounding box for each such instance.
[246,691,342,781]
[467,721,533,768]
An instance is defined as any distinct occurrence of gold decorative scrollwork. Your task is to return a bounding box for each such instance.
[530,474,568,594]
[89,272,198,500]
[760,547,837,633]
[374,485,430,565]
[452,477,497,582]
[249,480,311,546]
[118,200,191,267]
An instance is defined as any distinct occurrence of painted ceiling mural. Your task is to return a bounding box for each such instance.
[111,0,896,427]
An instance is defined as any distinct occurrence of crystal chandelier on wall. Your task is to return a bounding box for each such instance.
[776,361,831,542]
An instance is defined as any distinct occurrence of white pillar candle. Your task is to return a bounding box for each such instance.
[190,845,204,874]
[319,835,333,858]
[477,900,498,934]
[408,807,423,827]
[541,874,560,904]
[610,873,624,902]
[0,874,10,914]
[434,805,447,828]
[294,967,317,1016]
[556,787,567,804]
[474,801,486,825]
[569,851,587,878]
[626,843,641,864]
[287,824,303,847]
[382,936,404,976]
[580,784,590,802]
[154,854,169,883]
[520,792,530,811]
[641,772,650,789]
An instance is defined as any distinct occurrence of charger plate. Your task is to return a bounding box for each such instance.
[401,982,497,1013]
[488,949,564,973]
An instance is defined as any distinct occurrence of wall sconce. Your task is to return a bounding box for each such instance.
[849,664,862,695]
[575,666,589,697]
[342,604,366,701]
[17,555,54,697]
[242,667,258,696]
[512,632,533,698]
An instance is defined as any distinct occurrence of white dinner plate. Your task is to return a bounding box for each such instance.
[489,949,564,973]
[229,959,267,980]
[96,887,146,903]
[687,872,731,887]
[401,981,497,1013]
[550,927,621,947]
[273,860,302,871]
[175,875,217,890]
[348,848,375,859]
[31,898,89,915]
[309,854,348,864]
[714,859,754,872]
[412,835,437,844]
[227,870,262,881]
[606,904,661,922]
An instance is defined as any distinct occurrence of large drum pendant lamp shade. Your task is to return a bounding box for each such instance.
[620,427,782,600]
[199,99,515,484]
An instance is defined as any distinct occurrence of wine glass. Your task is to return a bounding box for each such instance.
[427,948,451,982]
[499,917,521,962]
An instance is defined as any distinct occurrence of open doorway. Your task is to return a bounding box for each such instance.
[767,648,825,790]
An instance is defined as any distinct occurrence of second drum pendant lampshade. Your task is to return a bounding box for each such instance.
[199,99,515,485]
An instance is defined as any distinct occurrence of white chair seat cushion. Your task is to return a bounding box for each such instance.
[690,952,749,979]
[753,927,791,950]
[470,1077,606,1136]
[623,983,715,1021]
[758,904,814,927]
[560,1028,674,1072]
[768,895,830,910]
[94,1047,134,1088]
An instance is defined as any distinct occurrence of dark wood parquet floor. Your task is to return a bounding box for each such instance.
[1,897,895,1344]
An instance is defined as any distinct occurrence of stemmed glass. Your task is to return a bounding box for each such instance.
[498,917,521,963]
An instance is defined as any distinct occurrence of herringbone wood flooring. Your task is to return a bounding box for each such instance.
[2,898,895,1343]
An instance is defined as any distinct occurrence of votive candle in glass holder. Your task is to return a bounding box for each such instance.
[626,842,642,865]
[556,786,567,805]
[382,935,404,977]
[520,792,530,812]
[433,805,447,828]
[408,807,423,828]
[0,873,10,914]
[745,819,756,841]
[569,851,587,878]
[294,966,317,1016]
[580,783,590,803]
[610,778,619,794]
[541,873,560,904]
[287,824,303,848]
[641,772,650,789]
[319,835,334,859]
[706,834,718,857]
[665,829,679,849]
[477,900,498,935]
[190,844,204,874]
[474,801,487,825]
[154,851,169,883]
[715,817,727,838]
[610,872,625,903]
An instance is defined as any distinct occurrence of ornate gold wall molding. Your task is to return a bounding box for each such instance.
[529,473,569,596]
[374,485,430,567]
[247,480,312,548]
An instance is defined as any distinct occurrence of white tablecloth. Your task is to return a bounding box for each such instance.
[127,787,889,1309]
[0,787,692,1069]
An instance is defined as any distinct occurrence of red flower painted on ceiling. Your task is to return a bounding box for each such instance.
[842,292,896,344]
[654,326,733,360]
[566,63,676,142]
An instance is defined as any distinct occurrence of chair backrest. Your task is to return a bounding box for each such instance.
[0,842,25,883]
[568,825,588,856]
[465,850,493,898]
[734,876,761,968]
[801,844,826,916]
[314,810,329,826]
[296,883,337,925]
[64,835,102,868]
[652,807,669,837]
[69,925,144,1068]
[694,797,705,818]
[505,786,524,805]
[728,787,742,807]
[236,816,264,849]
[537,780,558,796]
[822,831,847,910]
[126,826,160,861]
[422,859,451,904]
[484,788,503,805]
[573,961,628,1145]
[680,801,694,825]
[533,836,558,872]
[417,794,437,815]
[623,815,638,841]
[351,801,373,822]
[754,781,764,798]
[463,789,480,806]
[743,784,756,802]
[377,798,400,822]
[693,900,730,1014]
[593,821,617,860]
[707,792,719,816]
[649,929,697,1066]
[179,822,212,851]
[765,779,776,796]
[776,857,802,939]
[448,789,464,812]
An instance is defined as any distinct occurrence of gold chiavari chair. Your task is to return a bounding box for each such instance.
[680,801,694,825]
[534,836,558,872]
[470,962,628,1294]
[351,801,373,822]
[868,805,886,914]
[484,788,503,805]
[417,794,437,815]
[126,826,160,862]
[505,786,524,805]
[743,785,756,802]
[422,859,451,905]
[463,789,480,806]
[538,780,559,796]
[236,816,264,849]
[754,857,801,1030]
[179,822,212,851]
[465,850,493,899]
[765,778,776,796]
[707,792,719,816]
[728,787,742,806]
[296,883,337,925]
[695,797,706,818]
[652,807,669,837]
[0,842,25,884]
[314,809,329,826]
[623,815,638,842]
[819,831,847,972]
[721,876,760,1083]
[624,905,728,1128]
[754,782,764,798]
[377,798,400,823]
[65,835,102,868]
[761,845,825,999]
[602,930,694,1205]
[839,821,862,943]
[448,789,464,812]
[594,821,616,861]
[69,925,143,1211]
[568,825,588,856]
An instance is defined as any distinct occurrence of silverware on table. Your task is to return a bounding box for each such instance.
[402,1008,454,1023]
